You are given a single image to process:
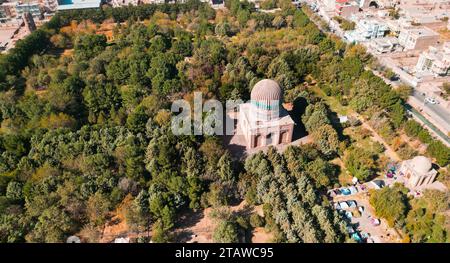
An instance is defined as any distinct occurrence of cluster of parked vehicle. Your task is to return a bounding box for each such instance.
[333,199,382,243]
[328,185,359,197]
[334,200,362,219]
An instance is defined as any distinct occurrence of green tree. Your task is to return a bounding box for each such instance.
[86,192,111,226]
[344,147,376,182]
[213,220,239,243]
[312,125,339,157]
[370,183,409,227]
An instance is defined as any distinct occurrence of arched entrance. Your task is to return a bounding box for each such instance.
[265,133,273,146]
[254,134,262,148]
[279,130,289,144]
[369,1,379,8]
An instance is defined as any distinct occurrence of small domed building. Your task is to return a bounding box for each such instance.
[399,156,438,188]
[238,79,295,149]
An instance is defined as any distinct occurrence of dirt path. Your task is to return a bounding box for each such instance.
[172,201,273,243]
[357,115,401,162]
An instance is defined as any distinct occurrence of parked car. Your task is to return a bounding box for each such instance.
[351,232,362,242]
[358,206,364,213]
[339,202,349,209]
[334,203,341,210]
[349,186,358,194]
[371,218,380,226]
[341,188,351,195]
[347,200,357,208]
[345,211,353,219]
[346,226,355,234]
[425,97,437,104]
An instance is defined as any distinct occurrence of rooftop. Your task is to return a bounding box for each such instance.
[57,0,101,10]
[406,27,439,38]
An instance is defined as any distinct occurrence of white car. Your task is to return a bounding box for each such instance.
[425,97,437,104]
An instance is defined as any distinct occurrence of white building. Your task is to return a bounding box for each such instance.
[344,17,389,43]
[399,156,438,189]
[369,37,399,54]
[15,3,41,19]
[110,0,140,7]
[398,26,439,50]
[42,0,59,12]
[57,0,102,11]
[415,42,450,76]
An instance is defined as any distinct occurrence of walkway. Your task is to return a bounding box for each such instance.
[357,115,402,162]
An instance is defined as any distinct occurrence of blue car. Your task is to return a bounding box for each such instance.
[351,232,362,243]
[341,188,351,195]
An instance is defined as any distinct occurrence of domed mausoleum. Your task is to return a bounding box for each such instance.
[238,79,295,149]
[399,156,437,188]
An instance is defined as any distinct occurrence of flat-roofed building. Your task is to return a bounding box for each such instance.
[16,3,41,19]
[1,2,18,19]
[344,16,389,43]
[323,0,360,17]
[42,0,59,12]
[57,0,101,11]
[335,0,359,18]
[369,37,399,54]
[398,26,439,50]
[415,42,450,76]
[110,0,139,7]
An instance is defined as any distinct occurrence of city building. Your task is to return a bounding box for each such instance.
[398,26,439,50]
[344,17,389,43]
[15,3,42,19]
[22,11,36,32]
[369,37,398,53]
[401,5,449,25]
[110,0,199,6]
[415,42,450,76]
[57,0,101,11]
[335,0,359,18]
[1,2,18,20]
[399,156,438,189]
[355,0,398,9]
[42,0,59,12]
[355,0,376,9]
[238,79,295,149]
[323,0,360,17]
[110,0,139,7]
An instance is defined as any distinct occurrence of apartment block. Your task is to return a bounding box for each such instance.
[398,26,439,50]
[344,17,389,43]
[415,42,450,76]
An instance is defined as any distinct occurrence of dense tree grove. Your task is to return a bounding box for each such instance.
[0,1,448,243]
[243,147,347,242]
[370,185,449,242]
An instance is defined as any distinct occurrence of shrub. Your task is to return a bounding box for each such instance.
[249,213,265,228]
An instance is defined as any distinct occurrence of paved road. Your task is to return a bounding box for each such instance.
[405,103,450,146]
[411,90,450,126]
[305,2,450,145]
